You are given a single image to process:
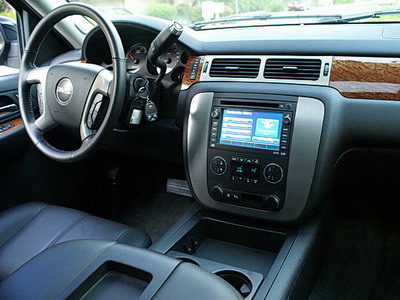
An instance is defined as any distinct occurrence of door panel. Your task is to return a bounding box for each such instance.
[0,70,29,163]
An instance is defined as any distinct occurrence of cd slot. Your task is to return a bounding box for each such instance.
[220,100,280,109]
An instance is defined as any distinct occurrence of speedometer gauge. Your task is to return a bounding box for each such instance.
[159,43,181,74]
[126,44,148,71]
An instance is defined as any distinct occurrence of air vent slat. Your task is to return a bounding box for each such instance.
[210,58,261,78]
[265,71,320,75]
[211,60,260,63]
[264,58,322,81]
[266,75,318,80]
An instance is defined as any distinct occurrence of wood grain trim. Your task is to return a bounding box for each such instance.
[181,56,205,90]
[0,118,23,136]
[330,57,400,100]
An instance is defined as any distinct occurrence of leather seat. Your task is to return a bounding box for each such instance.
[0,202,151,280]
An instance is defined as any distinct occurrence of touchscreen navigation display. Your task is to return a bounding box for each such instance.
[218,108,283,151]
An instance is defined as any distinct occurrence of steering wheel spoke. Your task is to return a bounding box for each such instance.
[80,69,113,141]
[34,111,56,132]
[26,66,50,84]
[26,66,57,132]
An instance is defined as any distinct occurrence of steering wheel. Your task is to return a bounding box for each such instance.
[19,3,126,163]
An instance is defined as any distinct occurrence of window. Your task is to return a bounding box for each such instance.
[0,1,18,76]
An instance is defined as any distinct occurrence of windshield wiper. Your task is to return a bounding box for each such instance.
[191,12,272,29]
[318,8,400,24]
[191,13,342,29]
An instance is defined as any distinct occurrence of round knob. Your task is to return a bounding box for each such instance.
[211,109,220,119]
[210,156,227,175]
[210,186,224,201]
[283,115,291,125]
[264,195,281,211]
[263,163,283,184]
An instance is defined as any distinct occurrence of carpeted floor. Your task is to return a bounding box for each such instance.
[309,217,400,300]
[114,190,195,243]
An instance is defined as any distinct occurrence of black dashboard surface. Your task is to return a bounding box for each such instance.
[91,17,400,56]
[74,16,400,221]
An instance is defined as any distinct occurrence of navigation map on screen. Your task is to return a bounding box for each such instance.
[218,109,283,151]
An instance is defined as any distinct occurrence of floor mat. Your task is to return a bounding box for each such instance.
[309,218,400,300]
[114,190,195,243]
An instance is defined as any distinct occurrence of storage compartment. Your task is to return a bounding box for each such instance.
[215,270,252,298]
[68,261,152,300]
[170,217,286,276]
[168,251,264,300]
[166,217,287,299]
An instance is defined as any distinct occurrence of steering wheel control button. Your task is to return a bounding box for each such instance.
[87,94,104,129]
[210,156,227,175]
[55,78,73,105]
[264,163,283,184]
[263,195,281,211]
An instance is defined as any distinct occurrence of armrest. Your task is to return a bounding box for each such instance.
[0,240,242,300]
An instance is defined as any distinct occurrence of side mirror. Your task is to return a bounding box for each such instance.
[0,16,18,68]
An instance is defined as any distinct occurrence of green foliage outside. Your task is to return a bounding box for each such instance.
[0,0,15,20]
[216,0,288,14]
[148,0,289,25]
[366,4,400,22]
[148,3,203,24]
[333,0,353,4]
[148,3,178,20]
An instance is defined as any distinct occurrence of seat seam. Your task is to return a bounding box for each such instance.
[45,213,90,248]
[141,235,152,248]
[0,204,48,251]
[117,228,151,248]
[116,227,132,242]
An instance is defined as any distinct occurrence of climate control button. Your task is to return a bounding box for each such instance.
[210,156,227,175]
[263,163,283,184]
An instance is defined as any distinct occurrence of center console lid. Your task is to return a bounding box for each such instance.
[0,240,242,300]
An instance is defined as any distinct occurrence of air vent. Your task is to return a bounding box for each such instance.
[264,59,322,81]
[209,58,261,78]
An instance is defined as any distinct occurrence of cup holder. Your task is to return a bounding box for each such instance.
[178,257,200,266]
[215,270,252,298]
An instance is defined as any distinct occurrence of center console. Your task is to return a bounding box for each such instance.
[207,98,294,212]
[185,92,324,222]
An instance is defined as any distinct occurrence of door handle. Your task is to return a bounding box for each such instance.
[0,104,17,113]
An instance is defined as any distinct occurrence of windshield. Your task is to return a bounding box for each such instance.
[68,0,400,29]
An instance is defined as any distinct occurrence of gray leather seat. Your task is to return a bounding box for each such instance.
[0,202,151,280]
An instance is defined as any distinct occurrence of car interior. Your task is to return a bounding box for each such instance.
[0,0,400,299]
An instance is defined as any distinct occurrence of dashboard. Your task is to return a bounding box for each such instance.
[77,17,400,223]
[83,23,188,87]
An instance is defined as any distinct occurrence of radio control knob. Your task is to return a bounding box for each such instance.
[210,185,224,201]
[283,115,291,125]
[210,109,220,119]
[210,156,227,175]
[264,195,281,211]
[263,163,283,184]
